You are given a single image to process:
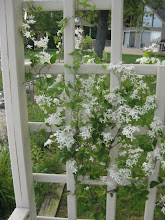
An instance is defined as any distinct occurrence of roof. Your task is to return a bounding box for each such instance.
[149,0,165,22]
[157,8,165,22]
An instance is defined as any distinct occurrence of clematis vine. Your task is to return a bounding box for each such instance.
[23,5,165,217]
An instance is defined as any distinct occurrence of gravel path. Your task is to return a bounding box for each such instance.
[105,47,144,55]
[0,109,7,141]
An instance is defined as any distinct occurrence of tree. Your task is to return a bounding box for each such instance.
[94,0,165,58]
[94,11,109,59]
[33,11,63,48]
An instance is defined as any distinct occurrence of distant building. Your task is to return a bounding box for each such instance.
[123,4,165,48]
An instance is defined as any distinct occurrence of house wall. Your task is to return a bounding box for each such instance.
[162,23,165,39]
[123,5,165,49]
[123,27,163,49]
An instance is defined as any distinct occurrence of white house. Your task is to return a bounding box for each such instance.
[123,4,165,48]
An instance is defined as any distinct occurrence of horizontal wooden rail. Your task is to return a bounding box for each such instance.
[25,62,159,76]
[33,173,67,183]
[8,208,30,220]
[23,0,112,11]
[33,173,130,186]
[33,173,107,185]
[25,62,64,75]
[37,217,90,220]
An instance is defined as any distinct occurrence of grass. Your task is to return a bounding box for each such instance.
[24,50,165,64]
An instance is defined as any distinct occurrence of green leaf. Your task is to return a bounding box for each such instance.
[38,6,43,11]
[73,64,80,71]
[78,122,83,128]
[76,1,83,5]
[30,31,35,36]
[54,36,59,44]
[86,3,92,7]
[65,102,76,109]
[103,51,107,61]
[68,83,73,89]
[48,81,64,94]
[68,51,75,56]
[70,120,75,127]
[95,57,101,64]
[102,65,107,70]
[91,4,96,11]
[50,53,57,64]
[110,193,113,197]
[153,139,157,147]
[65,87,70,97]
[83,0,88,8]
[82,35,93,44]
[36,81,41,88]
[150,181,159,188]
[64,64,70,69]
[93,51,97,57]
[158,177,164,184]
[68,69,74,74]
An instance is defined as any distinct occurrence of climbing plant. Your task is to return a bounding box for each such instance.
[22,1,165,218]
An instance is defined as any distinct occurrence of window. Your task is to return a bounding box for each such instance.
[141,31,161,47]
[123,31,136,48]
[143,6,162,28]
[153,14,162,28]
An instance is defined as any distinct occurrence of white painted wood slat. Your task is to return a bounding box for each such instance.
[23,0,112,11]
[144,65,165,220]
[25,63,158,76]
[63,0,77,219]
[0,0,36,219]
[37,217,90,220]
[33,173,67,183]
[23,0,64,11]
[106,1,124,220]
[8,208,30,220]
[33,173,126,185]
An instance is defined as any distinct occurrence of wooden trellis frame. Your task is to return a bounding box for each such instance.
[0,0,165,220]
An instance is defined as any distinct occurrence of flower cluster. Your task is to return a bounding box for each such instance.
[35,62,162,188]
[23,9,165,217]
[143,43,159,53]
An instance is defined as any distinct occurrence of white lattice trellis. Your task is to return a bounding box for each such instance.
[0,0,165,220]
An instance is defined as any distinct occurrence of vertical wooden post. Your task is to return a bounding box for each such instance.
[111,0,123,85]
[144,66,165,220]
[0,0,36,219]
[63,0,77,219]
[106,1,123,219]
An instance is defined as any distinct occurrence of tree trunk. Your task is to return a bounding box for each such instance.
[94,10,109,58]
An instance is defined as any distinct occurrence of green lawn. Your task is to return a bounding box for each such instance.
[24,50,165,64]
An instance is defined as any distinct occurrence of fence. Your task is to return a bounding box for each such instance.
[0,0,165,220]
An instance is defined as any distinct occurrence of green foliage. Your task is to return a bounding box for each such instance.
[82,35,93,44]
[0,146,15,219]
[76,0,96,10]
[31,11,63,48]
[30,130,64,210]
[0,72,3,91]
[76,185,106,219]
[28,101,46,122]
[50,53,57,64]
[124,0,165,28]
